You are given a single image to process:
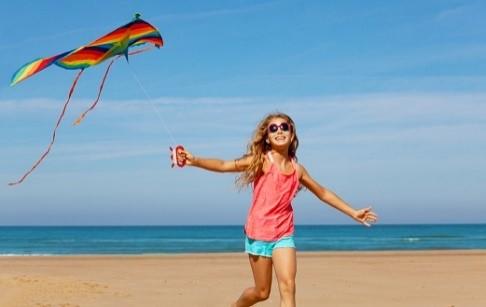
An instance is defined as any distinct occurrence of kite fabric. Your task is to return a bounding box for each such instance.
[9,14,163,186]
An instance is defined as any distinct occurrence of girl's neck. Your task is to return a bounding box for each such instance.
[268,149,290,161]
[268,149,294,174]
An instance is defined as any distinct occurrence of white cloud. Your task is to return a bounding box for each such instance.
[3,92,485,163]
[3,92,486,132]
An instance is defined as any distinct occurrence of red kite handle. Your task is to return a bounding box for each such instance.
[169,145,186,168]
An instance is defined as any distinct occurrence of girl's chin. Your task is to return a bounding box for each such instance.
[270,142,290,148]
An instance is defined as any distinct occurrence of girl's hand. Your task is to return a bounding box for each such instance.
[179,149,195,166]
[353,207,378,227]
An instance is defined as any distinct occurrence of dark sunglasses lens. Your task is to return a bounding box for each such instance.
[280,123,290,131]
[268,124,278,133]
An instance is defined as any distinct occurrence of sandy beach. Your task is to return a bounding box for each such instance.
[0,251,485,307]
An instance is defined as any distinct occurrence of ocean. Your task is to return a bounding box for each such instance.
[0,224,485,255]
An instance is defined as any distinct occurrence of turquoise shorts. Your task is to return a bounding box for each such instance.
[245,236,296,258]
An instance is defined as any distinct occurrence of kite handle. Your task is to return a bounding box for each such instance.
[170,145,186,168]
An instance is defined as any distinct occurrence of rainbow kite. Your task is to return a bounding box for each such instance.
[9,14,163,186]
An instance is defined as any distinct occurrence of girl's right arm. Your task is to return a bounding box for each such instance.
[181,149,251,173]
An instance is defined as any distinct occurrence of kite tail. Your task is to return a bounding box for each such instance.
[8,70,84,186]
[73,58,118,126]
[73,46,155,126]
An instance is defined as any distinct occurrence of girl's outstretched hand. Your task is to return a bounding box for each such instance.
[352,207,378,227]
[179,149,195,166]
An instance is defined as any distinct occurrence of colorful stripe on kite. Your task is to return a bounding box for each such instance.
[10,51,71,86]
[55,46,115,69]
[90,19,163,48]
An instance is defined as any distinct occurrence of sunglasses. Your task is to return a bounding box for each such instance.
[268,122,291,133]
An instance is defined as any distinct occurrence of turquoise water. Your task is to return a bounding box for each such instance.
[0,224,485,255]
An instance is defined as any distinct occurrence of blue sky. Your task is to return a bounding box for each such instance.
[1,0,485,225]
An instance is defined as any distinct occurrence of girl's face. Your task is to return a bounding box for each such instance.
[266,117,293,148]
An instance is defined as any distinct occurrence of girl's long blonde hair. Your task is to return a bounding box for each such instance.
[236,112,299,188]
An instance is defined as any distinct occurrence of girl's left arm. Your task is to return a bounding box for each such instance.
[298,164,378,226]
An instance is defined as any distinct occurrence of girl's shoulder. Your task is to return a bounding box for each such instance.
[295,162,303,179]
[293,161,305,180]
[237,154,254,164]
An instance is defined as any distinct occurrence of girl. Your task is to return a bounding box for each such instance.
[179,112,377,307]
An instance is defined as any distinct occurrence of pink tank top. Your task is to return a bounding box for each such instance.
[244,152,300,241]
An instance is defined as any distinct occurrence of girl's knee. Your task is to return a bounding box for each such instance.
[279,278,296,295]
[255,287,271,301]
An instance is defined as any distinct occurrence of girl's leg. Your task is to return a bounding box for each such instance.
[233,254,273,307]
[272,248,297,307]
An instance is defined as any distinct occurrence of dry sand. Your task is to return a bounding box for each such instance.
[0,251,485,307]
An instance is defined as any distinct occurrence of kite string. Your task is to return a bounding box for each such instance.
[72,45,177,145]
[128,65,177,145]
